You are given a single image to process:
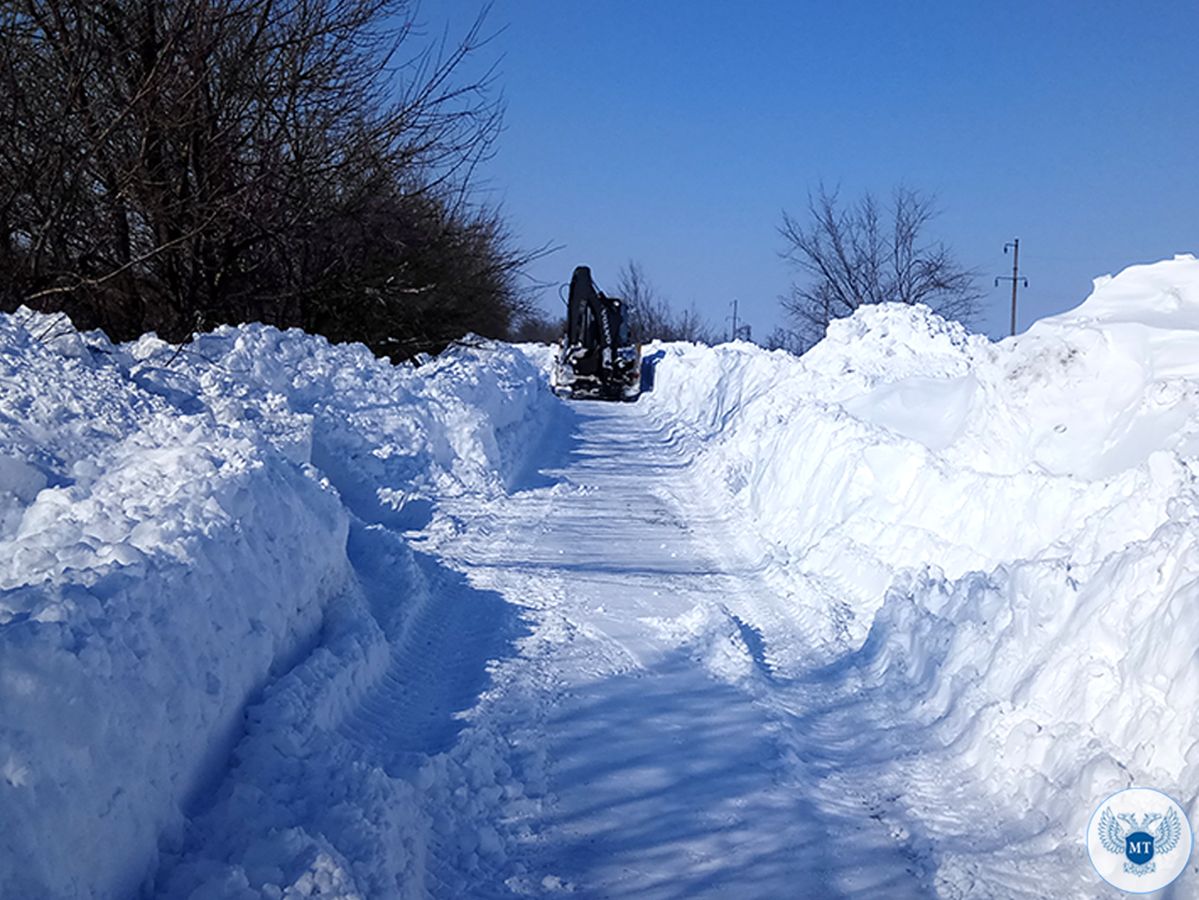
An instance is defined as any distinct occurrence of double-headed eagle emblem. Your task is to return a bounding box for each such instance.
[1099,806,1184,875]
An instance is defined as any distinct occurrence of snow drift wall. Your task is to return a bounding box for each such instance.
[642,255,1199,888]
[0,317,551,898]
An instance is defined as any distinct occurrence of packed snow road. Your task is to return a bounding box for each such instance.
[156,397,931,898]
[423,401,930,898]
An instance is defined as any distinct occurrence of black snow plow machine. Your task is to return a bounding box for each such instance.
[551,266,642,401]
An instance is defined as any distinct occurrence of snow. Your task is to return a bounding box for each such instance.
[3,254,1199,898]
[0,318,552,898]
[635,253,1199,893]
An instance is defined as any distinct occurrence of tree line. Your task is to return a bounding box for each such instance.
[534,187,981,350]
[0,0,538,360]
[0,0,983,358]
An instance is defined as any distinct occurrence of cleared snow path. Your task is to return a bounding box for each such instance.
[154,396,932,898]
[424,400,932,898]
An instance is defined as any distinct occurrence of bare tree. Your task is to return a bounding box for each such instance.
[764,326,804,355]
[615,260,715,344]
[779,185,980,348]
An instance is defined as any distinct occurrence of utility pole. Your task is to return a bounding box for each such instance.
[726,299,752,342]
[995,238,1028,336]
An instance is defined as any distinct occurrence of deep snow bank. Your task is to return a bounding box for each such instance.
[643,255,1199,889]
[0,316,550,898]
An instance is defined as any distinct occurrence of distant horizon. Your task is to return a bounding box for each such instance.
[426,1,1198,342]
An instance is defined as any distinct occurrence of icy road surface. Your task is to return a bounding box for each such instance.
[411,401,929,898]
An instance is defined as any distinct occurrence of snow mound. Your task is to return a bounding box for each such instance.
[0,314,552,899]
[643,255,1199,892]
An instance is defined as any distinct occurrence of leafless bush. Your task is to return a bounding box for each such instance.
[779,185,980,348]
[616,260,715,344]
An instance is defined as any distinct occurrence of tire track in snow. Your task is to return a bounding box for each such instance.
[336,560,515,776]
[153,518,533,897]
[427,400,935,898]
[319,526,536,899]
[155,392,933,898]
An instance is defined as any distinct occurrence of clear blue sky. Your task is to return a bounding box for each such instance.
[431,1,1198,341]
